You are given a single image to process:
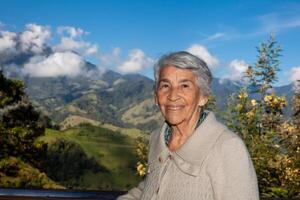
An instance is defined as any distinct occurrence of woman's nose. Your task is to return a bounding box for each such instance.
[167,88,180,101]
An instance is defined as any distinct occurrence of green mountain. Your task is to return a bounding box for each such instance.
[24,68,161,132]
[23,66,293,131]
[40,124,144,190]
[1,53,292,131]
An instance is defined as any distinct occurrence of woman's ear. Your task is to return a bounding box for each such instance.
[154,94,158,106]
[198,96,208,107]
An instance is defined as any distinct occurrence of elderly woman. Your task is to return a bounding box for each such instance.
[118,51,259,200]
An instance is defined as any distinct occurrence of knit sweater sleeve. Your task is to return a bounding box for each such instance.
[117,180,145,200]
[211,135,259,200]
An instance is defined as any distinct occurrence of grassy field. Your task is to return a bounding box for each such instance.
[40,124,147,190]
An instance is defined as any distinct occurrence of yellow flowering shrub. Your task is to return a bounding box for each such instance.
[135,137,148,177]
[263,93,287,113]
[238,91,248,99]
[136,162,146,177]
[251,99,257,106]
[226,88,299,197]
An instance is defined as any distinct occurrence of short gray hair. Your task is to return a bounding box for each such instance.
[154,51,213,97]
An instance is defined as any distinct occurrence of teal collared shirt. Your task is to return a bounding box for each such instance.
[164,110,208,146]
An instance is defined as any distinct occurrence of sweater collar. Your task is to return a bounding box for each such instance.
[156,111,226,176]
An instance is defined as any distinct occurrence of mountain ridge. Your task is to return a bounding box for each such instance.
[2,53,294,131]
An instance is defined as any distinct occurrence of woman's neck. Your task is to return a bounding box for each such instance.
[168,108,202,151]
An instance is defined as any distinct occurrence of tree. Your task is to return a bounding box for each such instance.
[0,70,55,188]
[225,88,260,143]
[225,35,299,198]
[284,80,300,196]
[0,71,24,108]
[293,80,300,128]
[245,33,281,98]
[0,70,46,163]
[41,139,105,188]
[245,34,283,136]
[0,102,46,163]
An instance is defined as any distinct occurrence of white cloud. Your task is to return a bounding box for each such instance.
[0,31,17,52]
[20,23,51,53]
[218,59,249,84]
[85,44,98,55]
[54,37,98,55]
[0,23,106,78]
[227,59,248,81]
[230,59,248,72]
[22,51,85,77]
[57,26,87,38]
[289,66,300,83]
[117,49,153,73]
[186,44,219,68]
[254,11,300,35]
[207,32,226,41]
[98,47,121,67]
[55,26,97,55]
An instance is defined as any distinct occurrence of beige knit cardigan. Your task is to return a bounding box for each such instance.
[118,112,259,200]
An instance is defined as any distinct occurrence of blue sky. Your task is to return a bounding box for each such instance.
[0,0,300,86]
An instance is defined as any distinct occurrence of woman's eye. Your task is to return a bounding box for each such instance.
[159,84,169,89]
[181,84,189,88]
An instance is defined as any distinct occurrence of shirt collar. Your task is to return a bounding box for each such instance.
[164,110,207,146]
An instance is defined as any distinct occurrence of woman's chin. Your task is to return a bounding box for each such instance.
[165,117,184,126]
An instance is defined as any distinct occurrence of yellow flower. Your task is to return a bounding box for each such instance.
[236,103,243,111]
[250,99,257,106]
[137,162,146,177]
[246,111,254,119]
[282,122,296,133]
[264,95,273,102]
[238,91,248,99]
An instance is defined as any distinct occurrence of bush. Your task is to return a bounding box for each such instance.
[41,139,107,185]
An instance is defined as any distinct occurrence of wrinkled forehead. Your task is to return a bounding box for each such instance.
[158,65,197,82]
[157,65,198,87]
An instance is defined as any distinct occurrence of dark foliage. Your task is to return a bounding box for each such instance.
[41,139,107,185]
[0,70,47,165]
[0,70,24,108]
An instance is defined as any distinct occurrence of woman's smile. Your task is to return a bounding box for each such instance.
[165,105,185,111]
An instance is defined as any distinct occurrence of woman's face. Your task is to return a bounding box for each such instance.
[155,65,208,126]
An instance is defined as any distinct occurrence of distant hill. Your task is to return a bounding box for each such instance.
[41,124,143,190]
[23,69,159,131]
[3,54,294,131]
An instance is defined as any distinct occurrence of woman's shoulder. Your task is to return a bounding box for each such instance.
[205,111,246,147]
[212,121,248,154]
[205,126,253,176]
[207,120,252,165]
[218,127,244,145]
[204,112,251,161]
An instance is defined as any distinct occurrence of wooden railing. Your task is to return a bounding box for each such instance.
[0,188,125,200]
[0,189,299,200]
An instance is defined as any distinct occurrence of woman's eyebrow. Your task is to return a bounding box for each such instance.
[158,79,170,83]
[178,79,193,83]
[158,79,194,84]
